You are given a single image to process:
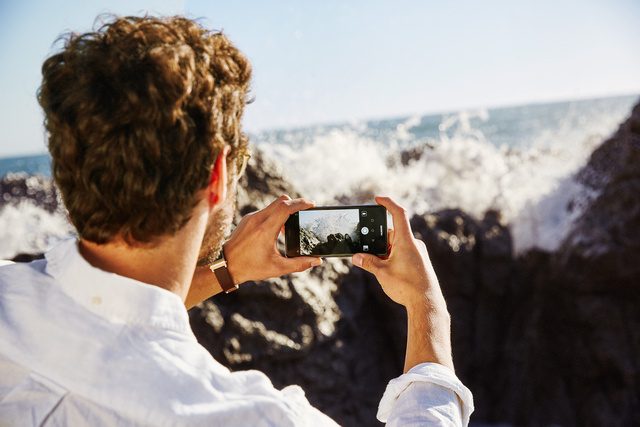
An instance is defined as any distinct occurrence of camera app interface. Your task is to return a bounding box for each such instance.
[292,206,387,256]
[299,209,360,256]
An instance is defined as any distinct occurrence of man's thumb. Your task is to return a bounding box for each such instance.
[352,253,382,274]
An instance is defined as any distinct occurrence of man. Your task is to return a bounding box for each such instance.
[0,15,473,425]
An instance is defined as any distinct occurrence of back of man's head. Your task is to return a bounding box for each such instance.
[38,15,252,245]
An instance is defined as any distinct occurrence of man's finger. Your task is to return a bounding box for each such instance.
[375,196,412,241]
[352,253,384,275]
[253,194,292,220]
[265,197,315,230]
[275,256,322,275]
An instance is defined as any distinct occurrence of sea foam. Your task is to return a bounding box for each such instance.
[253,96,637,254]
[0,96,637,259]
[0,200,74,259]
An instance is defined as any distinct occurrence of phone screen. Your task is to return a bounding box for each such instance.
[285,205,388,257]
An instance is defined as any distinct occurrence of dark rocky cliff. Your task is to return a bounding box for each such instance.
[190,100,640,426]
[500,100,640,426]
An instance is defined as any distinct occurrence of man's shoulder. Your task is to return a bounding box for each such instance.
[0,257,48,274]
[0,258,50,295]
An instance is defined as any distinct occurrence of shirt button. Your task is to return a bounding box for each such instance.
[92,296,102,306]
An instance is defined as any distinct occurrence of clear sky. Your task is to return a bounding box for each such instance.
[1,0,639,157]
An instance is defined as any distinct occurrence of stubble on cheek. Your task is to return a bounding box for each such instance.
[196,195,236,267]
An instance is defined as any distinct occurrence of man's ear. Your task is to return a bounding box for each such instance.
[208,146,231,208]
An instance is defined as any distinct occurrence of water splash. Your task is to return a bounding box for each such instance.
[0,95,636,259]
[253,96,637,254]
[0,201,74,259]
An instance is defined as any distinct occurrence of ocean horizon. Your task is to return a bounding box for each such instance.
[2,93,638,172]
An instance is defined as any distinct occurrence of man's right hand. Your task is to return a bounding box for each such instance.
[186,195,322,309]
[224,195,322,285]
[352,196,454,373]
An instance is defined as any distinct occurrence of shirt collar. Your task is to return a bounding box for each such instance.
[45,238,193,335]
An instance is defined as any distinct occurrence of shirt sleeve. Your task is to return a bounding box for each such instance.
[281,384,341,426]
[377,363,474,426]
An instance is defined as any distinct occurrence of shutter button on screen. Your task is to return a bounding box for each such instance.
[361,226,369,235]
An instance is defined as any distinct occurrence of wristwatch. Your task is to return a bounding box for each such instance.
[209,245,239,293]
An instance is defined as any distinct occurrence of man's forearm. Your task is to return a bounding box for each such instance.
[404,297,454,373]
[185,266,224,309]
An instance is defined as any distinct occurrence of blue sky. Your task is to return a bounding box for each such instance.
[1,0,639,157]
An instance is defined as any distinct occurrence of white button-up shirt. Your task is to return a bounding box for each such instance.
[0,239,473,426]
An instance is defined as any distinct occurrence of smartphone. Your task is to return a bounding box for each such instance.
[285,205,388,257]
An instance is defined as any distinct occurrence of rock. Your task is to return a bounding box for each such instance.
[299,226,321,255]
[309,232,357,256]
[11,253,45,263]
[512,100,640,425]
[0,173,62,213]
[563,100,640,291]
[481,100,640,426]
[235,147,303,217]
[386,142,435,167]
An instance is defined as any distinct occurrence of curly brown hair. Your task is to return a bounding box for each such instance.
[38,15,252,244]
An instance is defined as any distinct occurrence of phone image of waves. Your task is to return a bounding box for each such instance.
[299,208,360,255]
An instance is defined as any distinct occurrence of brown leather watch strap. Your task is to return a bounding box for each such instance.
[209,246,238,293]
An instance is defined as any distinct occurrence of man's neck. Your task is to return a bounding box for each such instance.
[78,200,211,302]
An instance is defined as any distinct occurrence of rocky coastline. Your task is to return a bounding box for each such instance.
[3,101,639,426]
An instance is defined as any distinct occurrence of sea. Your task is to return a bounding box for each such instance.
[1,94,638,259]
